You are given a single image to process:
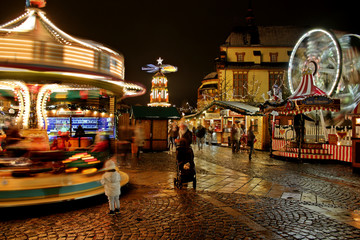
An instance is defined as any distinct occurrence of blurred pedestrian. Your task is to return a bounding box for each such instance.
[134,123,145,159]
[3,118,22,147]
[231,123,240,153]
[176,122,192,147]
[195,124,206,150]
[238,123,245,149]
[117,125,134,165]
[101,160,121,215]
[192,126,196,146]
[207,124,214,145]
[247,126,256,160]
[75,125,85,147]
[168,122,179,152]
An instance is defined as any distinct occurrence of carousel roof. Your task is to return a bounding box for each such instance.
[0,4,146,99]
[288,69,327,100]
[260,69,341,115]
[0,7,120,57]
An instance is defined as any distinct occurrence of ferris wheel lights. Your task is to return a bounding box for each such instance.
[288,28,342,97]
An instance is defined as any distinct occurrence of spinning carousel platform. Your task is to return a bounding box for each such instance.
[0,169,129,207]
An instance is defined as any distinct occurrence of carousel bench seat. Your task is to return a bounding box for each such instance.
[28,150,65,162]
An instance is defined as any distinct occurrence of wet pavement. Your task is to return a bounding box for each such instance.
[2,144,360,239]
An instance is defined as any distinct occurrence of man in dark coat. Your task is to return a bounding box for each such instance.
[247,126,256,161]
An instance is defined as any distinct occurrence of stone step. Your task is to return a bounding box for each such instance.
[283,147,329,154]
[272,150,333,160]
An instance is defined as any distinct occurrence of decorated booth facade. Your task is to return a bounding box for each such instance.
[185,100,269,150]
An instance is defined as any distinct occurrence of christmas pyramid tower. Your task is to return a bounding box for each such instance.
[142,57,178,107]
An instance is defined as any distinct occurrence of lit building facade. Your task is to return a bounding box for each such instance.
[197,72,219,110]
[192,6,305,150]
[215,7,305,103]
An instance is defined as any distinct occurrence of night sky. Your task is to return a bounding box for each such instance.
[1,0,359,108]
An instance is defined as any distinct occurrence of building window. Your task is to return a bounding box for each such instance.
[233,72,248,97]
[269,52,278,62]
[236,52,245,62]
[269,71,283,90]
[251,119,259,133]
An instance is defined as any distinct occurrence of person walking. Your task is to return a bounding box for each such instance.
[195,124,206,150]
[207,124,214,145]
[192,126,197,146]
[238,123,245,150]
[247,126,256,161]
[134,123,145,159]
[230,124,240,153]
[101,160,121,215]
[168,122,179,152]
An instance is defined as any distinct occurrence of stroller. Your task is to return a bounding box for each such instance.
[174,139,196,189]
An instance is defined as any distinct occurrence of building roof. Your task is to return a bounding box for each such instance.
[224,26,306,47]
[185,100,260,119]
[203,72,218,80]
[131,106,181,119]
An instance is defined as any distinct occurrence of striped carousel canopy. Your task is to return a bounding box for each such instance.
[279,69,340,115]
[260,69,341,115]
[288,69,327,100]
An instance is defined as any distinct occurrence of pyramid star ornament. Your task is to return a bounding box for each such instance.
[157,57,164,65]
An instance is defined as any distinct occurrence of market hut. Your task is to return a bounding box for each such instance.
[184,100,269,150]
[130,106,181,151]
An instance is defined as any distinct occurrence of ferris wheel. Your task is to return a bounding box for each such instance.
[288,29,342,97]
[338,34,360,112]
[288,29,360,113]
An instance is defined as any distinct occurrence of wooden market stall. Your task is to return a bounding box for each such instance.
[184,100,269,150]
[130,106,181,151]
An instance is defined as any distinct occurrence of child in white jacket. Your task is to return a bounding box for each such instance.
[101,160,121,215]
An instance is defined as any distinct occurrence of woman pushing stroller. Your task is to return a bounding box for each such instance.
[174,138,196,189]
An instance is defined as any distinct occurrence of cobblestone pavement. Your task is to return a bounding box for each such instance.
[2,145,360,239]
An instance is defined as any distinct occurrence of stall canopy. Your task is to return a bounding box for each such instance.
[185,100,260,119]
[260,69,341,115]
[131,106,181,120]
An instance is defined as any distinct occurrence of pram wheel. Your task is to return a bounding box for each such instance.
[174,178,182,189]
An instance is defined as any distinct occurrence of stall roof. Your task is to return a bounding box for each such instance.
[131,106,181,119]
[185,100,260,119]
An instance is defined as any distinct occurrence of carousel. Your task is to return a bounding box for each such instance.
[261,29,360,162]
[0,1,144,206]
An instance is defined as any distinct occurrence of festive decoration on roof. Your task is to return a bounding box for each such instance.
[26,0,46,8]
[142,58,177,107]
[142,57,178,74]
